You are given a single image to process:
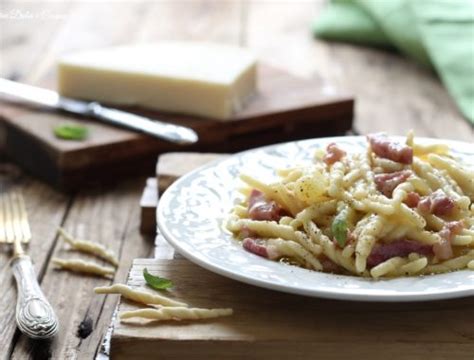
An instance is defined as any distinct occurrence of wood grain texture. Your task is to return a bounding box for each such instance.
[111,259,474,360]
[140,178,158,235]
[327,44,474,141]
[1,0,473,359]
[0,1,73,154]
[26,2,148,85]
[134,1,242,45]
[244,1,474,141]
[0,167,69,359]
[0,64,353,190]
[77,184,155,360]
[9,178,154,360]
[0,2,74,82]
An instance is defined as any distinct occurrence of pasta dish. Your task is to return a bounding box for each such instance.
[227,132,474,278]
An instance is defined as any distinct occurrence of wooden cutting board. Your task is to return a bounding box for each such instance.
[110,258,474,360]
[0,65,353,191]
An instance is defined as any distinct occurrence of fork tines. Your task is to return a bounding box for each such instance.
[0,192,31,244]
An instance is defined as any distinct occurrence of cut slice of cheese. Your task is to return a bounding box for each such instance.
[58,42,257,120]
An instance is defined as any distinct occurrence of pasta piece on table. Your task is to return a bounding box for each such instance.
[94,284,187,307]
[58,227,119,266]
[52,258,115,277]
[120,307,233,322]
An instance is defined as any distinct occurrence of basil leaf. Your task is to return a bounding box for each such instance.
[332,209,348,247]
[143,268,173,290]
[53,123,88,140]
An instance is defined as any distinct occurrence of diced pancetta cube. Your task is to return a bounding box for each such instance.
[433,221,464,260]
[417,189,455,217]
[248,189,283,221]
[367,239,433,268]
[323,143,346,165]
[374,170,412,197]
[404,192,421,208]
[367,133,413,164]
[242,238,280,260]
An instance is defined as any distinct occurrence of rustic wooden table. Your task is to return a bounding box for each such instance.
[0,1,473,359]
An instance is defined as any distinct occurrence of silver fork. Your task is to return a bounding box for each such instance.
[0,191,58,339]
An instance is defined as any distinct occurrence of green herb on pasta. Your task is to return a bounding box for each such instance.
[331,209,348,247]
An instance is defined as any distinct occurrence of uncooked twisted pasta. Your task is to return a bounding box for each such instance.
[52,258,115,277]
[58,227,119,266]
[94,284,187,307]
[120,307,233,322]
[227,132,474,278]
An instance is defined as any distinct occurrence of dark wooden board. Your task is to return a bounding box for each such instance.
[110,258,474,360]
[140,178,158,235]
[0,65,353,191]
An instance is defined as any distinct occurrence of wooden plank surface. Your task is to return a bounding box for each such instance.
[9,178,154,360]
[0,168,70,357]
[244,1,474,141]
[0,64,353,190]
[1,0,473,359]
[1,0,471,144]
[140,178,158,235]
[111,259,474,360]
[1,1,244,359]
[0,2,74,82]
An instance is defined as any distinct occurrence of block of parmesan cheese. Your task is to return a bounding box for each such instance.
[57,42,257,120]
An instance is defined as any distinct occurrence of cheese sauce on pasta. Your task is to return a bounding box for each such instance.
[227,133,474,278]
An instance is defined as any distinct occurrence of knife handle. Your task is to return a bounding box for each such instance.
[11,255,59,339]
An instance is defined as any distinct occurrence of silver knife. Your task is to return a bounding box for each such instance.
[0,78,198,145]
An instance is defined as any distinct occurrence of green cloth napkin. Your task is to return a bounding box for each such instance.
[313,0,474,125]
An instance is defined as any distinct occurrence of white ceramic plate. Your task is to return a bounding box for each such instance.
[158,136,474,302]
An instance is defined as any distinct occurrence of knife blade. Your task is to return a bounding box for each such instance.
[0,78,198,145]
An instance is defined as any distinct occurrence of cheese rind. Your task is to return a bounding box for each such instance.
[58,42,257,120]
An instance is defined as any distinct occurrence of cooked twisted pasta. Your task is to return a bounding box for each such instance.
[227,132,474,278]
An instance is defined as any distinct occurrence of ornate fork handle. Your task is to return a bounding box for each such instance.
[11,256,59,339]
